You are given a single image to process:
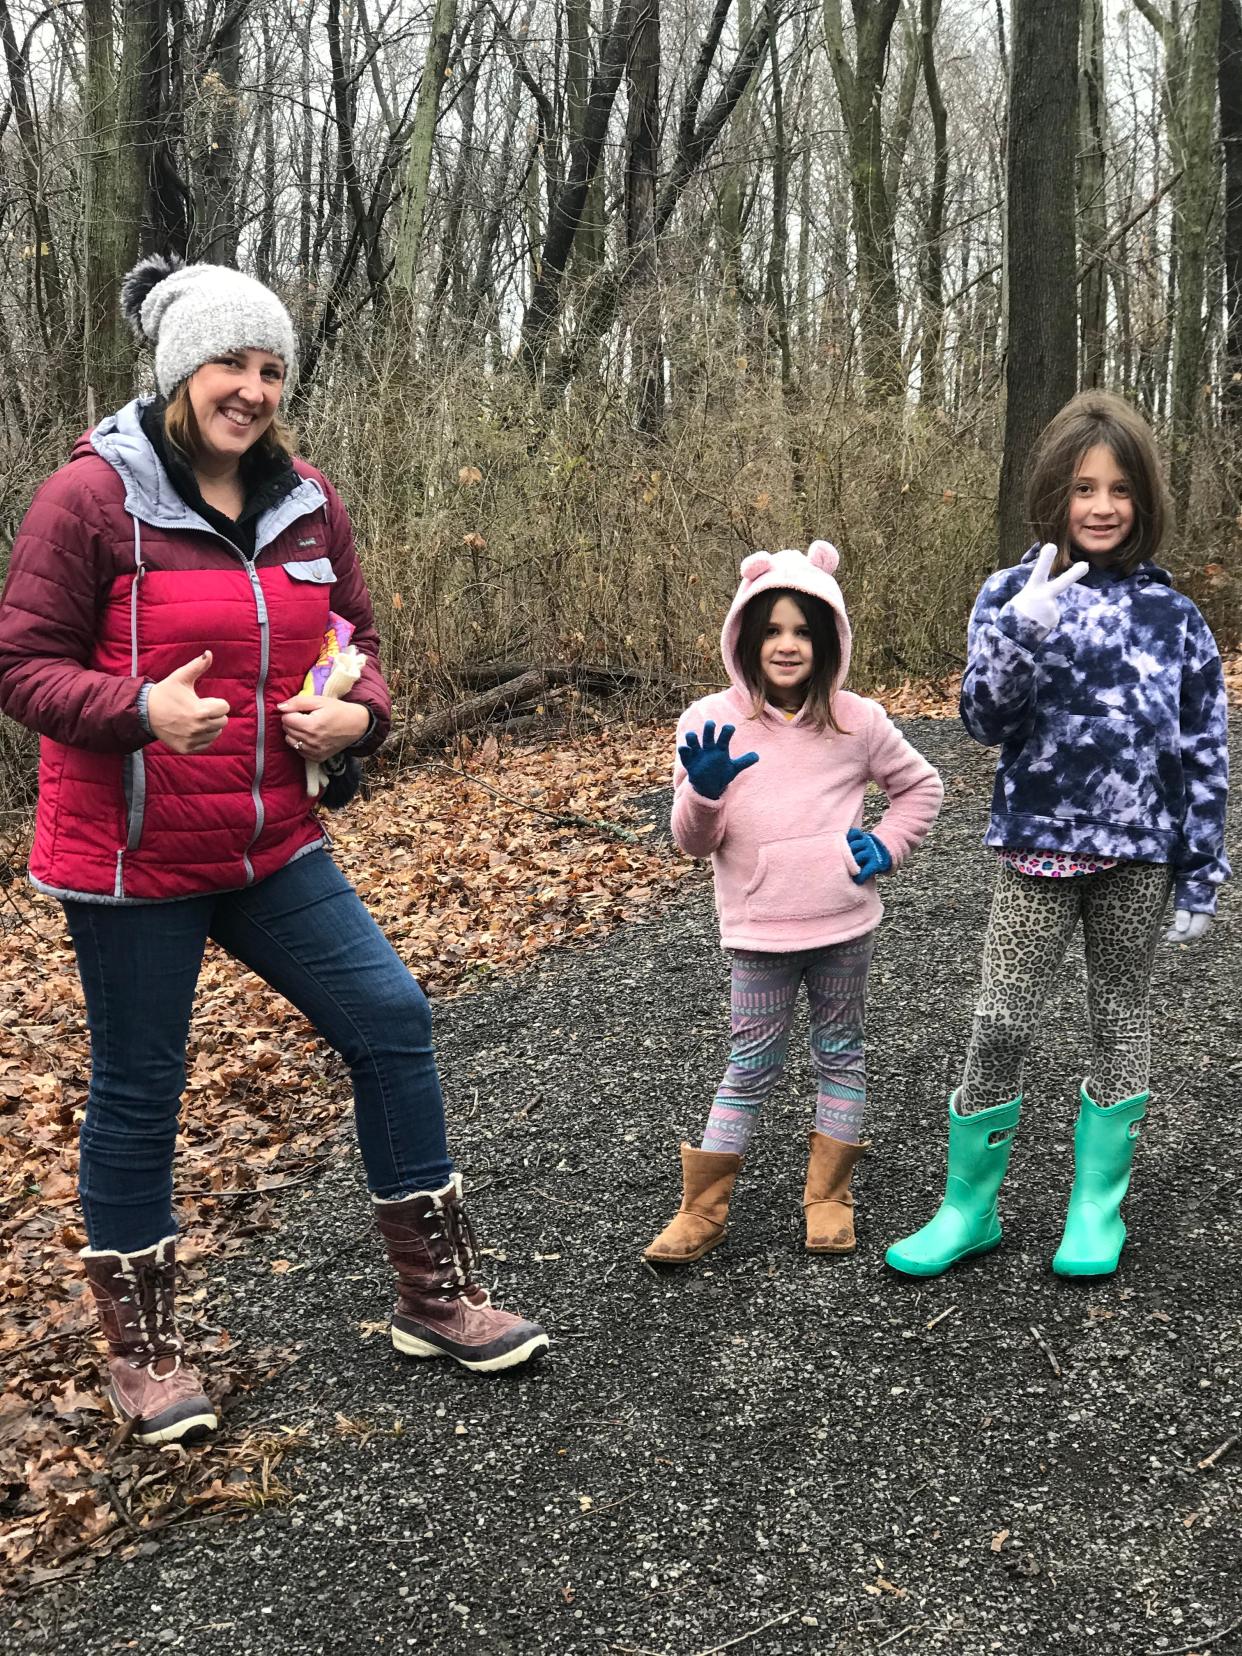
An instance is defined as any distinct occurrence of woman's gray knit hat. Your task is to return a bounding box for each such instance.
[120,255,297,395]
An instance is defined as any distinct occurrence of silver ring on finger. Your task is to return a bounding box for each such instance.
[293,739,303,751]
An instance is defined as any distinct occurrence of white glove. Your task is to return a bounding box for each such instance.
[1164,909,1213,945]
[1007,543,1090,631]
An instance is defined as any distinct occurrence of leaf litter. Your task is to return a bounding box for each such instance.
[0,723,692,1594]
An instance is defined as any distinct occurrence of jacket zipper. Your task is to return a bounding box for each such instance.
[121,488,326,888]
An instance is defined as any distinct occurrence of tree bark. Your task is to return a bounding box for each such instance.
[82,0,156,419]
[392,0,459,302]
[821,0,904,397]
[918,0,947,409]
[998,0,1079,563]
[764,25,793,391]
[1136,0,1223,515]
[1078,0,1109,388]
[626,0,663,431]
[1,0,66,354]
[193,0,246,263]
[1220,0,1242,420]
[518,0,636,379]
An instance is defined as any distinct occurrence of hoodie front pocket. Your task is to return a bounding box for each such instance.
[743,831,867,922]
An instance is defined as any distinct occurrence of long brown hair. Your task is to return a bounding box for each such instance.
[1026,390,1166,575]
[735,587,844,732]
[164,379,297,468]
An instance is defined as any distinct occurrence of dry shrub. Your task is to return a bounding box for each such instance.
[295,334,1000,724]
[2,334,1236,813]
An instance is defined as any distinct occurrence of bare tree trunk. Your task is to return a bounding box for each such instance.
[568,0,606,273]
[918,0,947,409]
[0,0,66,355]
[626,0,663,431]
[717,0,754,323]
[1136,0,1223,515]
[298,0,315,305]
[255,9,277,284]
[998,0,1079,563]
[392,0,459,303]
[194,1,246,263]
[553,0,775,390]
[1079,0,1109,388]
[428,6,484,339]
[82,0,156,419]
[821,0,904,397]
[764,26,793,392]
[326,0,387,298]
[1220,0,1242,420]
[518,0,636,379]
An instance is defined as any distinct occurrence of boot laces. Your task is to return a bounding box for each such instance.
[117,1257,184,1373]
[426,1196,484,1301]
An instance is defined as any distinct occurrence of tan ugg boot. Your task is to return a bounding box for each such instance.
[643,1143,742,1264]
[803,1131,869,1253]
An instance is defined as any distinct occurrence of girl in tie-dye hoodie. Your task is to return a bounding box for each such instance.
[888,391,1230,1283]
[643,541,943,1266]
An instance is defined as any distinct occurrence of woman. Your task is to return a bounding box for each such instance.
[0,257,547,1446]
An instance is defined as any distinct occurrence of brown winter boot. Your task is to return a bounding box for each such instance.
[81,1237,218,1446]
[374,1175,549,1373]
[803,1131,869,1253]
[643,1143,742,1265]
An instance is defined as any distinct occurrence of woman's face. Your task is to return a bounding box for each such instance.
[1067,443,1135,559]
[186,348,286,471]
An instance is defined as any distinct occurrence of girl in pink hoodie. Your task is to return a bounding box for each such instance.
[643,541,943,1264]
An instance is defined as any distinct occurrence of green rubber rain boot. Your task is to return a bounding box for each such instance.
[1051,1085,1147,1278]
[885,1092,1021,1278]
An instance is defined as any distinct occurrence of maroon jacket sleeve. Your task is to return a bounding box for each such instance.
[0,468,149,752]
[315,471,392,755]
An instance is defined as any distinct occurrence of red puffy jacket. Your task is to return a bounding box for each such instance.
[0,403,391,902]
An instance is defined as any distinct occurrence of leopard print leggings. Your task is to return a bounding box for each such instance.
[958,861,1171,1113]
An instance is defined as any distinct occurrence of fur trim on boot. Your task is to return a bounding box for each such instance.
[81,1236,218,1446]
[374,1176,549,1373]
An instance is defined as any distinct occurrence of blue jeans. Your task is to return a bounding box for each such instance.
[63,849,453,1251]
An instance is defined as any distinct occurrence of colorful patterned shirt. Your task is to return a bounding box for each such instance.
[999,847,1120,878]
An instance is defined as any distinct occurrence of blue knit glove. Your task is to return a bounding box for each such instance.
[678,721,759,801]
[847,828,892,884]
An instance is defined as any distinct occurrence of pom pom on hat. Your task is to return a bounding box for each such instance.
[118,256,298,395]
[740,551,773,581]
[807,539,840,574]
[120,253,183,343]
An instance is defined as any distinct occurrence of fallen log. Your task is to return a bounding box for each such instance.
[454,660,703,697]
[402,668,549,753]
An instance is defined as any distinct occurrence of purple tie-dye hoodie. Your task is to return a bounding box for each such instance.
[960,546,1230,914]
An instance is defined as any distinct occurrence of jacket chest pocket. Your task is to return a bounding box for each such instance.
[284,556,335,585]
[744,831,867,921]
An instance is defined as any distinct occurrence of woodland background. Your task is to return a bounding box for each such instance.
[1,0,1241,815]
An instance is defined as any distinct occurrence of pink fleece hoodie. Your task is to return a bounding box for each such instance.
[672,541,944,952]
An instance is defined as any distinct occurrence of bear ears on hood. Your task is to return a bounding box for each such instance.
[739,539,840,583]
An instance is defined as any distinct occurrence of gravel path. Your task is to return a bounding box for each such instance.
[5,716,1240,1656]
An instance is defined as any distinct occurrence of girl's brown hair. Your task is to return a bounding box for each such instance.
[164,380,297,468]
[735,587,844,732]
[1026,390,1166,575]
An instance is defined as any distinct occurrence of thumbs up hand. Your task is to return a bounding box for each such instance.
[145,651,230,753]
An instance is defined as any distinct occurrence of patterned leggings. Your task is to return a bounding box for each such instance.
[959,861,1170,1113]
[701,934,876,1156]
